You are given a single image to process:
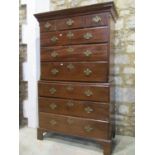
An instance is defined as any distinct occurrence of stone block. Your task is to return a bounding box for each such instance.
[115,87,135,102]
[118,104,129,115]
[123,67,135,74]
[114,76,123,85]
[114,54,130,64]
[125,15,135,29]
[115,18,124,30]
[116,125,135,136]
[111,66,120,75]
[127,32,135,42]
[115,0,135,9]
[70,0,98,7]
[119,9,130,17]
[124,74,135,85]
[115,115,134,126]
[126,44,135,53]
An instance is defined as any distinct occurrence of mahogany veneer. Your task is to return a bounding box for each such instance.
[35,2,118,155]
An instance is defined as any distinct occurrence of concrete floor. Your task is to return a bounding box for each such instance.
[19,127,135,155]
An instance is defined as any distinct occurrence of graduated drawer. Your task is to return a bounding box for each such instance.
[41,61,108,82]
[41,27,109,47]
[40,13,109,32]
[41,44,108,62]
[39,97,109,121]
[39,113,110,140]
[38,81,110,102]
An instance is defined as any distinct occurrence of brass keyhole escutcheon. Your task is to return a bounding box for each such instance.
[49,119,57,126]
[84,89,93,97]
[49,103,57,110]
[51,68,59,75]
[49,87,56,94]
[84,125,94,132]
[67,47,74,53]
[67,118,74,125]
[67,63,75,70]
[51,36,58,43]
[84,107,94,113]
[66,101,74,107]
[66,18,74,26]
[83,32,93,39]
[66,85,74,92]
[67,31,74,39]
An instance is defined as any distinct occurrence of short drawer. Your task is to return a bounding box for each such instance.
[56,16,84,30]
[85,13,109,27]
[41,27,109,46]
[39,97,109,121]
[41,44,108,62]
[40,20,56,32]
[39,113,110,140]
[41,61,108,82]
[38,81,110,102]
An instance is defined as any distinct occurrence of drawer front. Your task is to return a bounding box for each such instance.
[39,113,110,140]
[56,16,84,30]
[41,27,109,47]
[40,13,109,32]
[41,62,108,82]
[85,13,109,27]
[38,81,109,102]
[39,97,109,121]
[40,20,56,32]
[41,44,108,62]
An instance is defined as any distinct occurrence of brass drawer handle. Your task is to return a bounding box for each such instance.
[50,119,57,126]
[84,125,94,132]
[67,118,74,125]
[84,90,93,97]
[49,103,57,110]
[83,32,93,39]
[92,15,101,23]
[66,85,74,91]
[84,50,92,57]
[67,47,74,53]
[51,68,59,75]
[49,87,56,94]
[67,31,74,39]
[84,107,94,113]
[67,63,75,70]
[66,18,74,26]
[51,51,58,58]
[66,101,74,107]
[51,36,58,43]
[83,68,92,76]
[44,22,51,29]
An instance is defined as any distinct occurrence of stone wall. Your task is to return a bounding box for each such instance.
[50,0,135,136]
[19,1,28,126]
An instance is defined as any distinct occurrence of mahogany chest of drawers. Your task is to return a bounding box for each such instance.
[35,2,117,155]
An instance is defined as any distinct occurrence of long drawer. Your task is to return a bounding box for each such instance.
[38,81,110,102]
[40,13,109,32]
[39,112,110,140]
[39,97,109,121]
[41,61,108,82]
[41,27,109,47]
[41,44,108,62]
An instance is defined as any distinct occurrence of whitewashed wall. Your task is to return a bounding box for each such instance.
[21,0,50,128]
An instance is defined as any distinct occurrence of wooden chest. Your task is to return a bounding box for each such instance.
[35,2,117,155]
